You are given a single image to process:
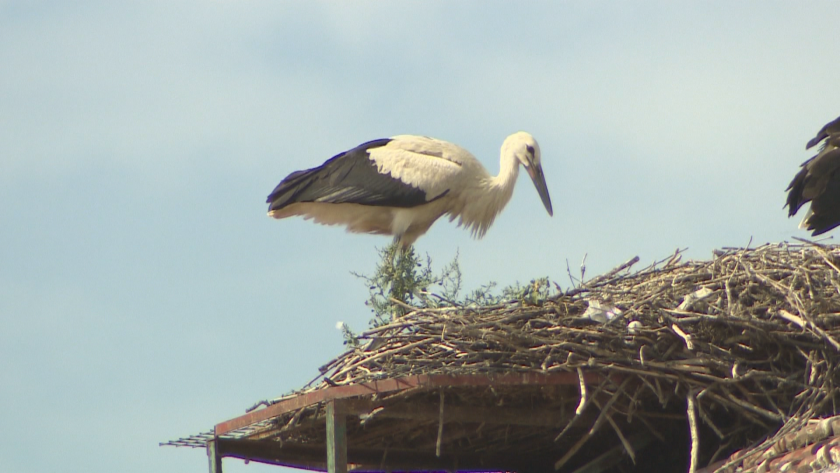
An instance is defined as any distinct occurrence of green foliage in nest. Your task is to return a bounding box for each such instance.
[352,242,461,327]
[343,241,554,346]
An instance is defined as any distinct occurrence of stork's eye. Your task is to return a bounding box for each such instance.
[526,145,535,157]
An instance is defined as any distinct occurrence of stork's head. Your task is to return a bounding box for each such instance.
[504,132,553,216]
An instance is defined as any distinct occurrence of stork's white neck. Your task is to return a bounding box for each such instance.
[478,149,520,221]
[492,149,521,192]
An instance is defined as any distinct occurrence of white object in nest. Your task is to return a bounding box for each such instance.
[583,300,622,323]
[677,287,715,311]
[627,320,643,334]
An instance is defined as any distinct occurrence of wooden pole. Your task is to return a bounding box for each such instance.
[207,439,223,473]
[326,400,348,473]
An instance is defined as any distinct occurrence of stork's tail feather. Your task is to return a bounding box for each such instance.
[785,167,809,217]
[266,168,321,216]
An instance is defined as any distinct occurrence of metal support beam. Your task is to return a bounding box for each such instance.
[326,400,347,473]
[207,439,223,473]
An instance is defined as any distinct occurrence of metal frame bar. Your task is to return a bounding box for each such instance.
[216,371,609,436]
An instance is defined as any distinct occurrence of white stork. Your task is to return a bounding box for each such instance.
[266,132,553,246]
[786,115,840,235]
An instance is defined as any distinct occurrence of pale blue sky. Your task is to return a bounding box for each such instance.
[2,2,839,472]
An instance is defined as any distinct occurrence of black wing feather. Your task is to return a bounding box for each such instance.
[805,175,840,235]
[785,159,813,216]
[267,138,430,212]
[786,139,840,235]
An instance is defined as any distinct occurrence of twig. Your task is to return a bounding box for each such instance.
[696,401,725,440]
[554,377,611,443]
[566,259,580,289]
[672,324,694,351]
[586,256,641,286]
[436,389,444,458]
[576,367,587,415]
[388,297,420,312]
[580,253,588,284]
[554,378,631,470]
[593,397,636,464]
[687,390,699,473]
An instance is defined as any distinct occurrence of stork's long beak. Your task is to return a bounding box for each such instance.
[527,164,553,216]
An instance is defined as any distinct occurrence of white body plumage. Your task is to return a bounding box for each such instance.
[267,132,553,246]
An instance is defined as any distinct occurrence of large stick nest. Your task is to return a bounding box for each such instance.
[296,242,840,471]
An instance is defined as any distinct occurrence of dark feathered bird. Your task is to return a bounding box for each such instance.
[786,116,840,235]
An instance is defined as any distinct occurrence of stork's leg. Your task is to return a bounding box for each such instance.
[384,236,405,268]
